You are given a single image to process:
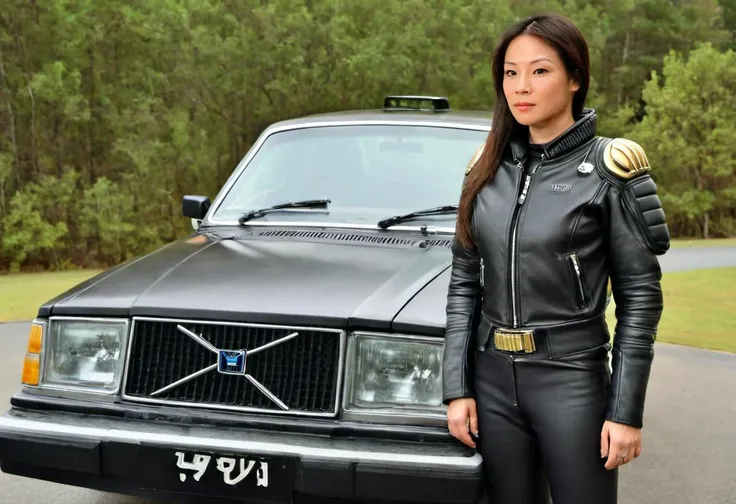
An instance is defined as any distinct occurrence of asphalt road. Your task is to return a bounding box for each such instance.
[657,245,736,272]
[1,246,735,504]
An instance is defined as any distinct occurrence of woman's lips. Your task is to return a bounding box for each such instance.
[515,103,535,112]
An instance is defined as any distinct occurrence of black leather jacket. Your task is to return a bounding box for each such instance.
[443,109,670,428]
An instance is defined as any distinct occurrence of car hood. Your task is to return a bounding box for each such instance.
[40,230,453,331]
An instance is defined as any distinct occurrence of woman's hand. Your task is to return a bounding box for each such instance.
[447,398,478,448]
[601,420,642,470]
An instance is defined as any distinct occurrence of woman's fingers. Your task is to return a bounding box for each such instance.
[600,422,610,459]
[447,400,477,448]
[452,417,476,447]
[605,440,640,470]
[605,442,626,469]
[468,401,479,437]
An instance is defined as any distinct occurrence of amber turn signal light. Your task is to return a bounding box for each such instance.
[22,354,40,386]
[21,322,44,386]
[27,323,43,354]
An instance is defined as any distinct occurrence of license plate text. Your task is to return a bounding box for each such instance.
[174,451,269,487]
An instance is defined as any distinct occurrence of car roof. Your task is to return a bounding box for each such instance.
[270,109,491,129]
[261,96,492,132]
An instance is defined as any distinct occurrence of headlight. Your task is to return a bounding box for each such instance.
[344,333,444,420]
[41,318,129,394]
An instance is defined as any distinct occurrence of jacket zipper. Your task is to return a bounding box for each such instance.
[480,257,484,287]
[568,252,587,307]
[509,154,545,327]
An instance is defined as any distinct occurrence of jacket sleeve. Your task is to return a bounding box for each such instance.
[442,237,483,405]
[604,166,670,428]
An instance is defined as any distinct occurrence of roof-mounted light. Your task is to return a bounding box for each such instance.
[382,95,451,112]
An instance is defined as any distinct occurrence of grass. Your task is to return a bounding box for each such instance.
[607,267,736,354]
[0,270,103,322]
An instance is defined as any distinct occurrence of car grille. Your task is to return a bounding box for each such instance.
[122,318,343,417]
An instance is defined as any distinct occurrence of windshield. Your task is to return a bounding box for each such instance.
[210,124,488,226]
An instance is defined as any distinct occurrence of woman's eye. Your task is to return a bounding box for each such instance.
[505,70,516,76]
[534,68,548,74]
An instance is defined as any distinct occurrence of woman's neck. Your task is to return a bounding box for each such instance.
[528,110,576,145]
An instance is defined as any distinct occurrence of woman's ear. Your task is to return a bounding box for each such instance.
[570,69,581,93]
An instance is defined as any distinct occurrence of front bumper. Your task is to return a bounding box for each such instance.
[0,407,483,503]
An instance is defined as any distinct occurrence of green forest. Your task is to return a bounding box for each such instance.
[1,0,735,272]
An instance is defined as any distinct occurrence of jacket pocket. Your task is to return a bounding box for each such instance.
[565,252,590,310]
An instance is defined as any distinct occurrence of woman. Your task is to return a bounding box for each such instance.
[442,13,670,504]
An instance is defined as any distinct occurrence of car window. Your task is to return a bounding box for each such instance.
[210,124,488,224]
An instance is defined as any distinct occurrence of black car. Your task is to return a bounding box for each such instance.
[0,96,490,503]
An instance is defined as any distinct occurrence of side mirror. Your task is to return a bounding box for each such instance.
[183,195,211,220]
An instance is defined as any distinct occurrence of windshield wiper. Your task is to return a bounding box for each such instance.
[238,199,331,224]
[377,205,459,229]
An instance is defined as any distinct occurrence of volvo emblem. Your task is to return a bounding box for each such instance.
[218,350,246,375]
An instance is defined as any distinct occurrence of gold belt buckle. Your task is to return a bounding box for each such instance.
[493,328,537,353]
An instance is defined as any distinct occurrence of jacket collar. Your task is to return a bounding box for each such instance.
[508,108,597,162]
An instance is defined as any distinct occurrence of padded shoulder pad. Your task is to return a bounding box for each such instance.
[603,138,651,180]
[621,175,671,255]
[465,144,485,176]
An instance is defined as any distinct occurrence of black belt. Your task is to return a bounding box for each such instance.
[477,315,610,358]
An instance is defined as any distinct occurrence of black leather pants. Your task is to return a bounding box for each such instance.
[473,320,618,504]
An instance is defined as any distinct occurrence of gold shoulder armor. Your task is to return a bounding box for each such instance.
[603,138,651,179]
[465,144,485,176]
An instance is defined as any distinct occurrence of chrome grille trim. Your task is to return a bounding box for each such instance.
[121,316,346,418]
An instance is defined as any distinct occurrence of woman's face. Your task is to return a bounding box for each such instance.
[502,34,579,129]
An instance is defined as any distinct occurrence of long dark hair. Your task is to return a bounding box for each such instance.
[455,13,590,249]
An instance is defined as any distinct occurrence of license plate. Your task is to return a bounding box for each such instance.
[135,446,294,501]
